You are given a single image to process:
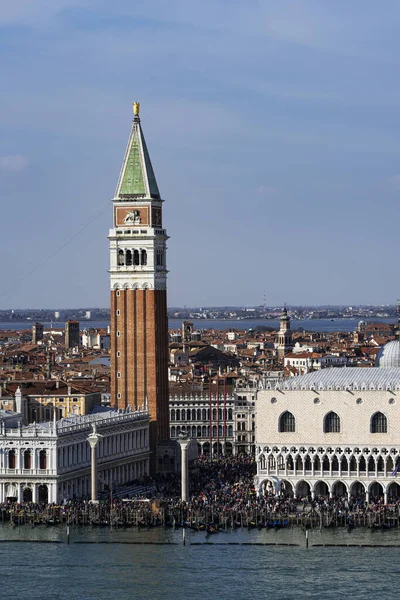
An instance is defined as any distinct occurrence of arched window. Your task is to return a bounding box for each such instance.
[197,409,201,421]
[202,425,207,437]
[371,412,387,433]
[133,250,140,266]
[118,249,124,266]
[212,408,217,420]
[126,249,132,266]
[8,449,16,469]
[24,450,31,469]
[171,426,176,438]
[39,450,47,470]
[202,409,207,421]
[197,426,201,437]
[192,426,196,437]
[141,249,147,266]
[228,408,233,420]
[324,412,340,433]
[192,409,196,420]
[176,409,180,421]
[279,411,296,432]
[228,425,233,436]
[170,409,175,421]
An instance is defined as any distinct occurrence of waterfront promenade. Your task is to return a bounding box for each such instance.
[2,456,400,530]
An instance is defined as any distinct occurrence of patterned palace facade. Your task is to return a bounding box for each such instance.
[255,367,400,503]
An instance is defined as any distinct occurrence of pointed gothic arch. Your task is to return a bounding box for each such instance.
[371,411,387,433]
[324,411,341,433]
[279,411,296,433]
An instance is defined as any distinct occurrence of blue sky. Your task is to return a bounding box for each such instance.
[1,0,400,308]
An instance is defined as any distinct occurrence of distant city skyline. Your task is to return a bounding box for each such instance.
[1,1,400,308]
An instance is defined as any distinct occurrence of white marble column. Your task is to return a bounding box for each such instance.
[178,437,191,503]
[88,424,102,502]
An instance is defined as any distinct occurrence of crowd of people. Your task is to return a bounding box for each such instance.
[2,455,400,527]
[129,455,400,521]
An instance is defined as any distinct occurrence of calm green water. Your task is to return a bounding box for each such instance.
[1,526,399,599]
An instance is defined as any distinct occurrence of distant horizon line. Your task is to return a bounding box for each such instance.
[0,304,398,312]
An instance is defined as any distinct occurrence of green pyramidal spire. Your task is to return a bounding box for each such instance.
[115,103,160,200]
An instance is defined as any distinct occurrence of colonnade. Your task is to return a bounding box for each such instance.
[1,447,55,472]
[58,458,149,501]
[0,481,55,503]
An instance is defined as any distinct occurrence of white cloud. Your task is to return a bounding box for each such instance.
[0,155,29,173]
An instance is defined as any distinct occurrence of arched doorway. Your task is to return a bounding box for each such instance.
[225,442,233,456]
[387,482,400,501]
[369,481,384,501]
[38,484,48,504]
[279,479,294,497]
[202,442,210,456]
[296,480,311,499]
[262,479,277,497]
[6,484,18,502]
[331,480,348,498]
[213,442,223,456]
[350,481,365,500]
[23,487,32,503]
[314,480,329,498]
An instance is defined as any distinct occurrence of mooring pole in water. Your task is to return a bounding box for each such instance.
[67,524,70,545]
[183,528,186,546]
[305,529,309,548]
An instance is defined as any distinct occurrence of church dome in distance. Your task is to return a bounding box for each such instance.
[375,340,400,368]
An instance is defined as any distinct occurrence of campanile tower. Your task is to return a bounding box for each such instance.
[109,103,169,447]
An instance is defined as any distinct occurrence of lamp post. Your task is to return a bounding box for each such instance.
[88,423,103,503]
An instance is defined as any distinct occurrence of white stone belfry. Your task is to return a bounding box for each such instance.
[108,105,168,293]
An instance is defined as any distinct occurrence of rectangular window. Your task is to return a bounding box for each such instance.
[116,290,120,297]
[117,351,121,358]
[117,331,121,337]
[116,310,120,316]
[117,372,121,378]
[117,393,121,399]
